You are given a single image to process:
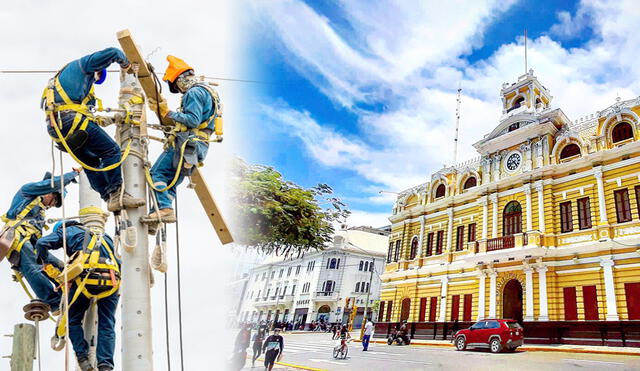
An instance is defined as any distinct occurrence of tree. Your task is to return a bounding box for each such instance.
[230,158,350,257]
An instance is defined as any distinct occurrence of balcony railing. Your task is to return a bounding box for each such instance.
[487,235,515,251]
[316,291,335,297]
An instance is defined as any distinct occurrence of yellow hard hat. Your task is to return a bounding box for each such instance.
[163,55,193,83]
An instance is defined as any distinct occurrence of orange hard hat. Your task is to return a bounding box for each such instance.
[163,55,193,83]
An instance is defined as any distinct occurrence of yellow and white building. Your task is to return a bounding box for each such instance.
[379,70,640,346]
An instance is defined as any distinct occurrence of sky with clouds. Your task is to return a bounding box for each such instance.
[243,0,640,228]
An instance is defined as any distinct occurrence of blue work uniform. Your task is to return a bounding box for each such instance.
[150,84,216,209]
[3,172,77,310]
[35,225,120,370]
[46,48,130,201]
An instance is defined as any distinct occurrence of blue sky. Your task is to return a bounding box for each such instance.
[241,0,640,227]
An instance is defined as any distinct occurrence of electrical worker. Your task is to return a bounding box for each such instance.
[142,55,222,223]
[42,47,145,213]
[1,170,79,314]
[35,221,120,371]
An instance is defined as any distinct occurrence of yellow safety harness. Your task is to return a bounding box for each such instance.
[55,232,120,338]
[145,83,222,193]
[1,197,46,259]
[42,73,132,172]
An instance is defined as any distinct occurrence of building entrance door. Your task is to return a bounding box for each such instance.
[502,279,523,323]
[400,298,411,321]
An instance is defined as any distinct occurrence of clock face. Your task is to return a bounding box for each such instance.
[506,153,522,171]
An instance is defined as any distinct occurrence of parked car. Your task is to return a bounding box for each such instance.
[453,319,523,353]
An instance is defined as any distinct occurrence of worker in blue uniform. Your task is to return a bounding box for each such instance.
[1,170,79,313]
[36,221,120,371]
[142,55,222,223]
[42,47,145,213]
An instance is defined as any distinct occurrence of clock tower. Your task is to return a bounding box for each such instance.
[472,70,570,182]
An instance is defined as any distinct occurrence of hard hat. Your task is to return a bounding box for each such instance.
[94,69,107,85]
[163,55,193,83]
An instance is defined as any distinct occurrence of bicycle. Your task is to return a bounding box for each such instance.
[333,338,351,359]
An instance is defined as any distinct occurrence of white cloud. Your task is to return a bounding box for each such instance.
[345,210,391,229]
[254,0,640,208]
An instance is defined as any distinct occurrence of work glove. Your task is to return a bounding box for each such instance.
[122,63,138,75]
[147,95,170,118]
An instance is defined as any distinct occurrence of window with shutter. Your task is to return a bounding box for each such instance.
[577,197,592,230]
[614,189,632,223]
[560,201,573,233]
[456,226,464,251]
[436,230,444,255]
[426,233,434,256]
[467,223,476,242]
[563,287,578,320]
[583,285,599,320]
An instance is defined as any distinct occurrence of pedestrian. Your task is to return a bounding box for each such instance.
[230,324,251,370]
[451,319,460,339]
[263,327,284,371]
[36,220,120,371]
[362,319,374,351]
[252,328,266,367]
[331,323,338,339]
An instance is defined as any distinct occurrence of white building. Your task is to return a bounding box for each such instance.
[237,227,389,328]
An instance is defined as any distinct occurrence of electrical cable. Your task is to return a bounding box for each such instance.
[164,271,172,371]
[175,195,185,371]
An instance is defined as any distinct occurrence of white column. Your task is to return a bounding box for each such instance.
[537,266,549,321]
[439,277,449,322]
[446,208,454,252]
[524,186,533,231]
[477,270,486,320]
[601,258,619,320]
[535,181,545,232]
[417,216,425,257]
[490,193,498,238]
[594,167,608,225]
[524,267,534,321]
[481,197,488,239]
[488,271,497,318]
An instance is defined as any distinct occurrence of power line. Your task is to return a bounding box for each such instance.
[0,69,267,84]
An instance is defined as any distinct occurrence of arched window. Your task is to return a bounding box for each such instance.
[329,258,337,269]
[463,177,477,190]
[503,201,522,236]
[364,261,369,271]
[435,184,446,198]
[612,122,634,143]
[512,96,525,110]
[355,282,360,292]
[359,261,363,271]
[409,237,419,259]
[559,143,581,160]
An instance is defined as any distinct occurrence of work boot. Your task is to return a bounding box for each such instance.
[107,189,146,212]
[77,357,94,371]
[98,365,113,371]
[141,208,176,224]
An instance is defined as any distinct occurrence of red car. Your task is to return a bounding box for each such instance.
[453,319,523,353]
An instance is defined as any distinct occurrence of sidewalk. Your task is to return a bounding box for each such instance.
[355,335,640,356]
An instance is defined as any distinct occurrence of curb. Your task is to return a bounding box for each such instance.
[358,339,640,356]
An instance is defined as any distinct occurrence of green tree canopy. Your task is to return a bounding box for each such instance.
[230,159,350,257]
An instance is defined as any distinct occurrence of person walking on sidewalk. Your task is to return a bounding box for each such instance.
[362,319,374,351]
[262,327,284,371]
[252,328,266,367]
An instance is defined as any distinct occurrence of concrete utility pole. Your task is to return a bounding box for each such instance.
[9,323,36,371]
[77,172,103,369]
[117,71,153,370]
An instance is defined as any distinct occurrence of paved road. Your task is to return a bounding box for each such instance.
[242,332,640,371]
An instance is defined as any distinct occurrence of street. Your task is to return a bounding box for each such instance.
[243,332,640,371]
